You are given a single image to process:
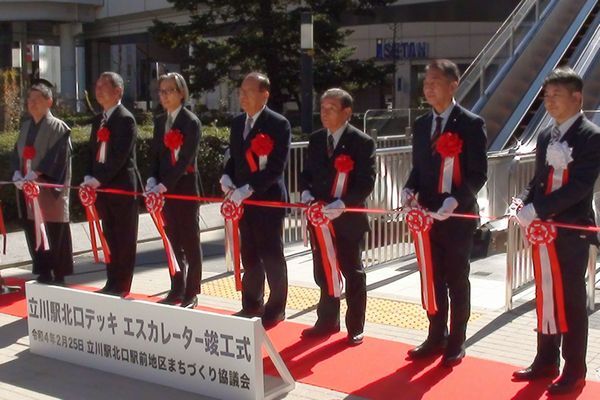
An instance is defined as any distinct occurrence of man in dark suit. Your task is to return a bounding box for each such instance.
[220,72,291,328]
[146,72,202,309]
[402,59,487,366]
[512,67,600,395]
[299,88,375,345]
[83,71,139,297]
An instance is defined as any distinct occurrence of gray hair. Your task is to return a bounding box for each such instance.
[158,72,190,103]
[321,88,353,109]
[29,83,53,100]
[99,71,125,91]
[244,71,270,92]
[543,66,583,93]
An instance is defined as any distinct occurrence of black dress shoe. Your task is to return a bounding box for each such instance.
[233,309,263,318]
[52,277,65,286]
[262,314,285,329]
[347,332,364,346]
[407,339,447,360]
[512,364,560,382]
[158,292,183,305]
[95,285,114,294]
[36,275,53,284]
[301,324,340,338]
[547,374,585,395]
[441,347,465,367]
[180,296,198,309]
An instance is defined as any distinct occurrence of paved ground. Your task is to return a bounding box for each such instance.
[1,209,600,399]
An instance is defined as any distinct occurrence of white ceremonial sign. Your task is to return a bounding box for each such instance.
[26,282,294,400]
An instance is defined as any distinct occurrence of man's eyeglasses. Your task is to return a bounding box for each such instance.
[158,88,178,96]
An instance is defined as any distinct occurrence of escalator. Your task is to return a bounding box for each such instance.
[456,0,599,152]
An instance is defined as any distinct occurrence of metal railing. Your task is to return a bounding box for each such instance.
[456,0,554,109]
[363,108,428,144]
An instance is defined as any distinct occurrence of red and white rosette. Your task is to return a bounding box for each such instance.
[164,128,184,165]
[221,199,244,291]
[22,145,36,174]
[96,127,111,163]
[307,202,343,298]
[435,132,463,194]
[78,186,111,264]
[23,181,49,251]
[246,133,274,172]
[545,141,572,194]
[526,220,568,334]
[331,154,354,198]
[145,192,181,277]
[406,208,437,314]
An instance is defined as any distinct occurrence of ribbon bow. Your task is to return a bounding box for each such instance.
[221,199,244,290]
[406,208,437,314]
[246,133,274,172]
[145,192,180,277]
[79,186,111,264]
[164,129,184,165]
[435,132,463,193]
[331,154,354,198]
[96,127,111,163]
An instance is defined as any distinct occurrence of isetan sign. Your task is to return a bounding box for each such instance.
[376,39,429,60]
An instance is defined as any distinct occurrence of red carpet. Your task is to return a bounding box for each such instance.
[2,278,600,399]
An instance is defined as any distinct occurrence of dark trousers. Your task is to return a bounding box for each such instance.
[97,193,139,292]
[23,219,73,279]
[239,206,288,319]
[163,199,202,299]
[310,228,367,336]
[428,218,475,350]
[533,231,589,378]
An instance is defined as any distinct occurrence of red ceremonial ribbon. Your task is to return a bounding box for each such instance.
[546,167,569,194]
[435,132,462,193]
[406,208,437,315]
[331,154,354,198]
[526,220,568,334]
[221,199,244,291]
[145,192,181,277]
[78,186,111,264]
[23,145,36,175]
[0,201,6,255]
[246,133,274,172]
[307,202,343,297]
[22,181,49,251]
[96,127,111,163]
[164,129,184,165]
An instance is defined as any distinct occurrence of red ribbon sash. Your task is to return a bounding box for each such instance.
[545,167,569,194]
[164,129,184,165]
[145,193,181,277]
[526,221,568,334]
[406,209,437,315]
[331,154,354,198]
[221,199,244,291]
[435,132,462,193]
[245,133,274,172]
[23,181,49,251]
[96,127,110,163]
[23,145,36,175]
[307,202,343,297]
[78,186,111,264]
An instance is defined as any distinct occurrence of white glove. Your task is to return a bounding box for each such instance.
[151,183,167,194]
[145,177,157,192]
[24,171,38,181]
[301,190,315,204]
[82,175,101,189]
[220,174,236,195]
[507,197,524,217]
[516,203,537,228]
[432,197,458,221]
[230,184,253,205]
[401,188,417,209]
[12,171,24,190]
[323,199,345,220]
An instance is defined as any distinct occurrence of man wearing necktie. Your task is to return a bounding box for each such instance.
[146,72,202,309]
[511,67,600,395]
[220,72,291,328]
[82,72,140,297]
[402,59,487,366]
[299,88,376,345]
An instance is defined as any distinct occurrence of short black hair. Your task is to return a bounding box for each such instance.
[426,59,461,82]
[543,66,583,93]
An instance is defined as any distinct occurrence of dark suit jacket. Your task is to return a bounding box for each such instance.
[300,124,376,238]
[86,104,138,192]
[150,107,202,195]
[405,104,487,215]
[224,107,291,213]
[519,115,600,239]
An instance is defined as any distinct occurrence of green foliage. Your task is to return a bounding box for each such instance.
[0,123,230,229]
[0,69,22,132]
[151,0,394,112]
